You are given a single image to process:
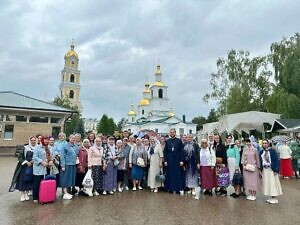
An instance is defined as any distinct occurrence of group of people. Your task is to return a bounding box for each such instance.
[9,128,300,205]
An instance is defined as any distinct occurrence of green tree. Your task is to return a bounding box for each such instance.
[204,50,272,114]
[52,96,83,136]
[97,114,110,135]
[117,118,128,131]
[108,118,117,135]
[206,108,219,123]
[192,116,207,131]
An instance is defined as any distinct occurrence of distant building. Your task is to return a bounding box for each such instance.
[0,91,73,149]
[59,41,83,111]
[123,64,196,136]
[83,118,99,134]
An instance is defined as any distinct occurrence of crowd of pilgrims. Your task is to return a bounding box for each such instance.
[9,128,299,205]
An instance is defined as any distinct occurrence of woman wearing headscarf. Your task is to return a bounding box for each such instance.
[102,137,118,195]
[88,137,105,196]
[129,138,147,191]
[9,136,37,201]
[199,138,216,196]
[76,139,90,193]
[59,134,79,200]
[183,134,200,195]
[260,140,282,204]
[116,140,126,192]
[241,138,261,201]
[32,136,53,202]
[213,133,228,196]
[147,137,164,193]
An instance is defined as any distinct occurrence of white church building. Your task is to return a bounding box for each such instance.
[123,64,196,136]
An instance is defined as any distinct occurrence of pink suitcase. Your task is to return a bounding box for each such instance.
[39,179,57,204]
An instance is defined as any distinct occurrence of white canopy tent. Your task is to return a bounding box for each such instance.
[201,111,280,136]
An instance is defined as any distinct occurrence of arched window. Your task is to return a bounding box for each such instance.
[158,89,163,98]
[70,74,75,83]
[132,117,134,122]
[151,90,153,97]
[142,109,145,115]
[69,90,74,99]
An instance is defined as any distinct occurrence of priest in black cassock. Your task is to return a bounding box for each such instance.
[164,128,185,193]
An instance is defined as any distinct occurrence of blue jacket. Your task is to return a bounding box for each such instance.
[60,142,79,168]
[259,148,279,173]
[52,140,66,156]
[33,145,47,175]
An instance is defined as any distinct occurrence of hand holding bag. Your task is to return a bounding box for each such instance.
[137,157,145,167]
[245,163,256,172]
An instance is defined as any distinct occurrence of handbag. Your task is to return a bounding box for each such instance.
[23,166,33,182]
[155,169,165,183]
[114,159,120,167]
[137,157,145,167]
[245,163,256,172]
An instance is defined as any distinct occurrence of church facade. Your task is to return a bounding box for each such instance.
[59,42,83,111]
[123,65,196,136]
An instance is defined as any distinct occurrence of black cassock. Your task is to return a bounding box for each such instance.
[164,137,185,192]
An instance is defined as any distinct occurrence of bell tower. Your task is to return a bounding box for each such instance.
[59,41,82,111]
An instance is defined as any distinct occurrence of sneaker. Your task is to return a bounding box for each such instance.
[118,187,123,193]
[138,186,143,190]
[20,194,26,202]
[187,190,192,194]
[132,187,137,191]
[232,194,240,198]
[83,189,93,197]
[246,195,252,201]
[93,191,100,196]
[33,200,38,203]
[102,191,107,195]
[125,186,129,191]
[109,191,114,195]
[192,190,196,196]
[251,196,256,201]
[28,190,32,196]
[154,188,158,193]
[195,196,199,200]
[269,198,279,204]
[25,193,30,201]
[63,193,73,200]
[179,190,184,196]
[113,188,116,192]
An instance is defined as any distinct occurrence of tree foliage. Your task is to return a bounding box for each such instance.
[192,108,219,131]
[97,114,117,135]
[204,50,272,115]
[205,33,300,119]
[53,96,85,136]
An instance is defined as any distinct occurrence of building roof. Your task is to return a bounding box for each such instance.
[270,119,300,132]
[202,111,280,134]
[0,91,73,113]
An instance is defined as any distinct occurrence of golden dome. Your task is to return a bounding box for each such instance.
[139,99,150,106]
[153,81,164,86]
[128,110,137,116]
[169,111,175,117]
[65,42,78,58]
[66,50,78,58]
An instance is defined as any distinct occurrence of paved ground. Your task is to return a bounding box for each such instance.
[0,156,299,225]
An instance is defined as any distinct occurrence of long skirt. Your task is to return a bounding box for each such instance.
[243,168,260,192]
[262,168,282,196]
[103,160,117,192]
[91,166,103,191]
[280,158,293,177]
[15,166,33,191]
[117,170,125,182]
[185,166,199,188]
[59,165,76,188]
[131,165,144,180]
[227,157,236,182]
[200,166,216,190]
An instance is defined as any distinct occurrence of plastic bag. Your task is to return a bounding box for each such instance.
[82,169,93,197]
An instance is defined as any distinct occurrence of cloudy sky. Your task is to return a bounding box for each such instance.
[0,0,299,122]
